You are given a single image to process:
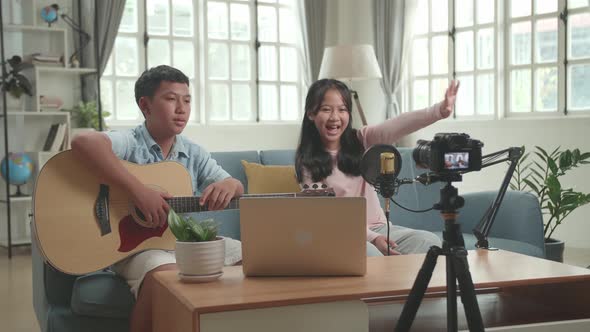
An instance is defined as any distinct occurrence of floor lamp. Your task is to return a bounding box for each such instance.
[318,44,382,126]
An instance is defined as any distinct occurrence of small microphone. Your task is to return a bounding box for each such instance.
[377,152,397,216]
[377,152,396,200]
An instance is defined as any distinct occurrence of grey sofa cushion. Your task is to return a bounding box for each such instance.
[211,150,260,193]
[70,272,134,319]
[259,149,295,165]
[44,263,77,306]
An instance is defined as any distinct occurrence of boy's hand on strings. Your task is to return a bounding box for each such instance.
[200,178,241,211]
[373,235,401,255]
[439,80,460,119]
[131,186,172,228]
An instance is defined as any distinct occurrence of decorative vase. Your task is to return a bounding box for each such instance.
[545,238,565,263]
[175,237,225,282]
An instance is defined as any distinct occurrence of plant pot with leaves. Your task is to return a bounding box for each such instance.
[0,55,33,110]
[511,146,590,262]
[62,100,110,134]
[168,209,225,282]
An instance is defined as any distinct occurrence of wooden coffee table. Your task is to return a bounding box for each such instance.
[152,250,590,332]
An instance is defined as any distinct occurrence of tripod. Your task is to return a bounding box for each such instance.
[395,179,485,332]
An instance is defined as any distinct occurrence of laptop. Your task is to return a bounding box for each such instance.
[239,196,367,277]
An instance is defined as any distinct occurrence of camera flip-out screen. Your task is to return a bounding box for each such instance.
[444,152,470,170]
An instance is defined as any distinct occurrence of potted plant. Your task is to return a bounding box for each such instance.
[62,100,110,131]
[510,146,590,262]
[168,209,225,282]
[0,55,33,110]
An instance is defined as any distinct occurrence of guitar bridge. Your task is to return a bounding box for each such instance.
[95,184,111,236]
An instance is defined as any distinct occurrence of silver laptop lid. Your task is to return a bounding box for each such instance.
[240,197,366,276]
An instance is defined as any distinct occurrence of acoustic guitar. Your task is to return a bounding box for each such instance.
[33,150,333,275]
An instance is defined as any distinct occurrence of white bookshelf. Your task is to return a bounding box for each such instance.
[1,0,97,252]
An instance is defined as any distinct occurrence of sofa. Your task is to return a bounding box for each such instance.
[32,148,545,332]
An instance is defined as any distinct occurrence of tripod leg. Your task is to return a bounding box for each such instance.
[395,246,441,332]
[446,254,458,332]
[451,247,485,332]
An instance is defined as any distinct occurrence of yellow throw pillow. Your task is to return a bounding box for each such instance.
[241,160,301,194]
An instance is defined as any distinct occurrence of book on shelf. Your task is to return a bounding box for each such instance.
[23,53,64,67]
[42,124,59,151]
[43,123,68,152]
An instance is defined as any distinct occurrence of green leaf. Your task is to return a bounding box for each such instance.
[535,146,549,159]
[534,151,547,163]
[572,149,581,164]
[546,175,561,204]
[168,209,190,242]
[559,150,573,170]
[580,152,590,161]
[547,158,559,175]
[523,179,540,195]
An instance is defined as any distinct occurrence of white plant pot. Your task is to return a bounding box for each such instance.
[1,93,24,111]
[175,237,225,276]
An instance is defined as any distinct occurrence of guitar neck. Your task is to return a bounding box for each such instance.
[166,193,298,213]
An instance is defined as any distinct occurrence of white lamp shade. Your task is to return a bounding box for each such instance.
[318,44,383,81]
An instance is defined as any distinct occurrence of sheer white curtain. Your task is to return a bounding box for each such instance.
[373,0,418,118]
[295,0,327,89]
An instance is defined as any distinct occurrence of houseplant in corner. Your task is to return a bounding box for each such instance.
[511,146,590,262]
[168,209,225,282]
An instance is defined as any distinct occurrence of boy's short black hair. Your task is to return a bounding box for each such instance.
[134,65,189,105]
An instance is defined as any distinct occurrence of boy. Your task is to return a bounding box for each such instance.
[71,65,244,332]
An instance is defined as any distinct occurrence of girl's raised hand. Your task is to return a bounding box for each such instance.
[439,80,460,119]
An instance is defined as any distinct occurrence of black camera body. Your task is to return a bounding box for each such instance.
[413,133,483,173]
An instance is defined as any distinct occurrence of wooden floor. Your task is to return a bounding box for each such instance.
[0,246,588,332]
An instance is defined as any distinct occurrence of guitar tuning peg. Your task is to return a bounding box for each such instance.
[303,184,309,189]
[312,183,318,189]
[321,184,327,189]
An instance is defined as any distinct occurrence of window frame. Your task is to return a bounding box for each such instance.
[407,0,590,119]
[102,0,304,126]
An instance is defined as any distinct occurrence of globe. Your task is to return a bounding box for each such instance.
[40,5,59,26]
[1,153,34,196]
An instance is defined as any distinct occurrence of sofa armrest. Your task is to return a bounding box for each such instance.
[457,190,545,255]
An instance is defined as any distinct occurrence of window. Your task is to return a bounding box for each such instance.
[408,0,590,117]
[101,0,303,124]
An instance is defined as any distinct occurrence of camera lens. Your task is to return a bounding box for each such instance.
[413,139,431,169]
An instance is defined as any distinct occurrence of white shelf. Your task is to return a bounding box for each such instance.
[0,196,33,203]
[4,24,66,33]
[36,66,97,75]
[0,238,31,247]
[6,111,68,116]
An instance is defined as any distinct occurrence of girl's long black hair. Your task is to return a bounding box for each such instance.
[295,79,364,183]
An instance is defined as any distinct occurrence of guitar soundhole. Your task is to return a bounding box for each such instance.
[135,208,146,221]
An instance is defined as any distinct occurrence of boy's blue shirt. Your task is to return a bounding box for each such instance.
[105,122,230,195]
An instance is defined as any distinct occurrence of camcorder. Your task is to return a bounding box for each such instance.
[412,133,483,174]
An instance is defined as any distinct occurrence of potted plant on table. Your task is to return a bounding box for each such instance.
[168,209,225,282]
[510,146,590,262]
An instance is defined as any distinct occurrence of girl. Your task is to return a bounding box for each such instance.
[295,79,459,256]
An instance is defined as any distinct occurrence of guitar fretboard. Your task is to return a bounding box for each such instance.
[166,193,299,213]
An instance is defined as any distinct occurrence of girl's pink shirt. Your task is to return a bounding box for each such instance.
[300,103,443,242]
